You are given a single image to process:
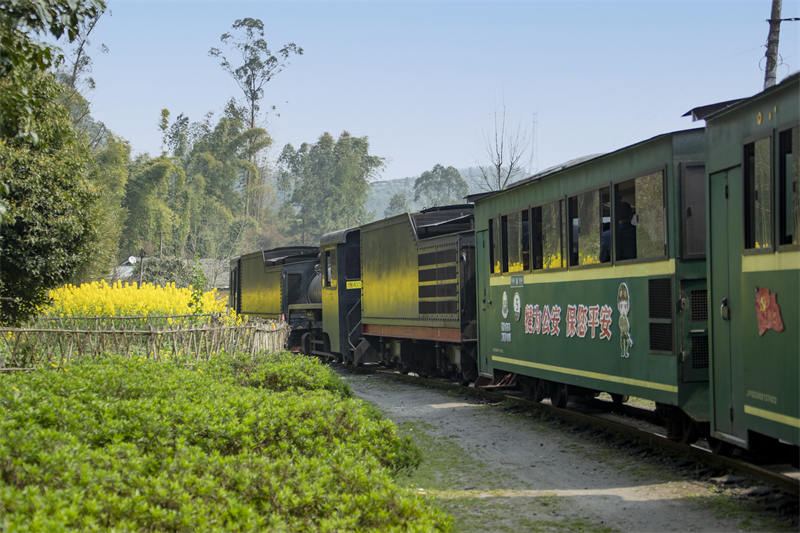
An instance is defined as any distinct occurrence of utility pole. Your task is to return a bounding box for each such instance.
[764,0,782,89]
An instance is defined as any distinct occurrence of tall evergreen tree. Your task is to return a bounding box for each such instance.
[278,132,383,244]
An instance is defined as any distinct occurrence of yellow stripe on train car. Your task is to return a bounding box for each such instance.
[492,355,678,393]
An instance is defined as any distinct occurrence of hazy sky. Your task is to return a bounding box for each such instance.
[83,0,799,181]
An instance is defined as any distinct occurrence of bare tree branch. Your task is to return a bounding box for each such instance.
[478,103,530,191]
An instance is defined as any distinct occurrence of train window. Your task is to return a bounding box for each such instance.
[532,200,564,270]
[488,218,498,274]
[613,172,665,260]
[779,127,799,246]
[521,209,530,270]
[500,215,510,272]
[344,247,360,279]
[323,251,332,287]
[506,211,524,272]
[568,189,603,266]
[744,137,772,249]
[599,187,611,263]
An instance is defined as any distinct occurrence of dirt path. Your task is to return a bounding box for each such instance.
[340,371,796,532]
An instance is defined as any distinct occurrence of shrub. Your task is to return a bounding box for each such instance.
[0,353,449,532]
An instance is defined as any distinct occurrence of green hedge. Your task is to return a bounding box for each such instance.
[0,353,451,532]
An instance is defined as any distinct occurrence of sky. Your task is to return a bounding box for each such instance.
[81,0,800,182]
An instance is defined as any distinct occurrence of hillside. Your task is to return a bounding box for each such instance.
[366,167,499,221]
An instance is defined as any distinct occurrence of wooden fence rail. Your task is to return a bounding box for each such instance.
[0,322,290,371]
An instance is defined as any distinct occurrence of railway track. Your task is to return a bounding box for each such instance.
[342,363,800,497]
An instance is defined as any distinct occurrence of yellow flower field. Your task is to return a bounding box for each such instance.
[40,280,228,318]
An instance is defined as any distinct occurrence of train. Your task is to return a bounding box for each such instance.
[230,73,799,456]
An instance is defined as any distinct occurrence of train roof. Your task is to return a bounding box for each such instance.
[260,246,318,266]
[469,127,704,203]
[701,71,799,122]
[320,227,359,247]
[411,204,474,239]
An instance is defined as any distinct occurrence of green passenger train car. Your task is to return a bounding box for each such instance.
[473,128,709,440]
[704,73,799,450]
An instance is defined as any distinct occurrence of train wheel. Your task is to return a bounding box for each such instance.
[610,393,629,405]
[550,382,568,408]
[461,349,478,384]
[707,436,734,456]
[533,379,548,403]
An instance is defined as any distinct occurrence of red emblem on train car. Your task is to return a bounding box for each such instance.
[754,287,784,336]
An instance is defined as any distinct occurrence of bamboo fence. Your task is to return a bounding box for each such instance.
[0,319,290,371]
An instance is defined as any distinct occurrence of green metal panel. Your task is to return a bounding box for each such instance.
[485,273,680,404]
[705,74,800,447]
[239,252,282,319]
[708,169,736,436]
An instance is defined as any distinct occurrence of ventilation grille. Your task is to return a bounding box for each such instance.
[418,249,457,266]
[419,301,458,315]
[649,322,673,351]
[692,335,709,369]
[648,278,672,319]
[419,283,458,299]
[419,266,457,283]
[690,290,708,322]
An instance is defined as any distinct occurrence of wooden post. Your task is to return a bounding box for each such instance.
[764,0,782,89]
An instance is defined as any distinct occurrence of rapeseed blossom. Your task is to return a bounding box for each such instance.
[41,280,228,317]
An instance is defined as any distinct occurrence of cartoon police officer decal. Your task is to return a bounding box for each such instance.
[501,291,509,319]
[617,282,633,358]
[513,292,522,321]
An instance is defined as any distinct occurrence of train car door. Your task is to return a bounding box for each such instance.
[709,167,744,440]
[475,229,492,375]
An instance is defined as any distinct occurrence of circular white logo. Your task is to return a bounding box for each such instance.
[501,291,509,319]
[513,292,521,321]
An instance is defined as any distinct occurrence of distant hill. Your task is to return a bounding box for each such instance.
[366,166,520,221]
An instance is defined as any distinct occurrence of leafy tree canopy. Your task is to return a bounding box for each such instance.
[384,193,410,218]
[413,164,468,208]
[278,132,383,244]
[0,72,97,325]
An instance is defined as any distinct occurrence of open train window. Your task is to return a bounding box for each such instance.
[323,251,331,287]
[500,215,510,272]
[568,188,605,266]
[613,172,665,261]
[744,137,772,250]
[505,211,524,272]
[532,200,564,270]
[779,126,799,247]
[521,209,530,270]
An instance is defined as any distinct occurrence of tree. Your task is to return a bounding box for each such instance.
[209,18,301,217]
[71,135,131,282]
[0,0,105,325]
[0,0,105,140]
[479,104,530,191]
[278,132,384,244]
[385,193,410,217]
[413,164,468,209]
[0,73,97,324]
